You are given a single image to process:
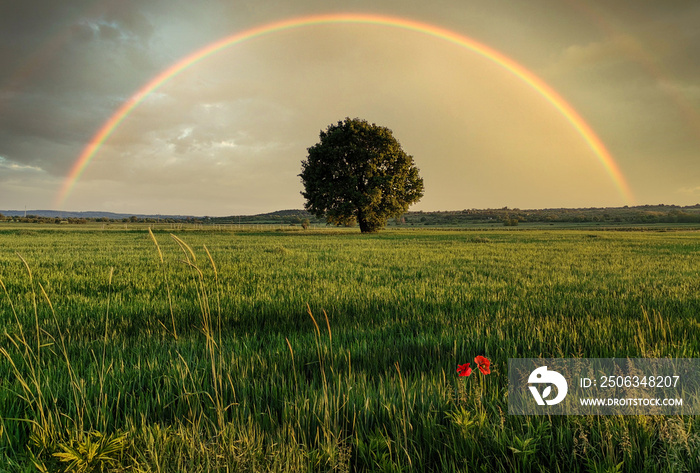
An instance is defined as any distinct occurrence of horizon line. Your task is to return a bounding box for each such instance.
[5,202,696,219]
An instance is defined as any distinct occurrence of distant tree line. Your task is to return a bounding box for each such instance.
[0,215,89,224]
[207,211,324,226]
[0,214,195,225]
[2,205,700,227]
[397,205,700,226]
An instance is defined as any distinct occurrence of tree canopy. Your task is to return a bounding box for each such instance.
[300,118,424,233]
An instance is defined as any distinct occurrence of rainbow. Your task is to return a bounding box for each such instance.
[55,12,635,206]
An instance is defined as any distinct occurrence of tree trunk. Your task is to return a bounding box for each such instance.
[358,213,379,233]
[359,218,373,233]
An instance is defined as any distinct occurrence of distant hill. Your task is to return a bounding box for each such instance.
[3,205,700,226]
[0,210,196,220]
[0,209,322,225]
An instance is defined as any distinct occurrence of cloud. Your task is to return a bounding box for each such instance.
[0,0,166,180]
[0,156,44,173]
[543,35,677,101]
[677,186,700,197]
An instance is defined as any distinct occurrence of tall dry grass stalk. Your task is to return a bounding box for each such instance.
[148,228,177,340]
[168,233,231,432]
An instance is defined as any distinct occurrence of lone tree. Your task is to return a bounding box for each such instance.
[300,118,424,233]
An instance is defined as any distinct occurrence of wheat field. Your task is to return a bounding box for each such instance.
[0,226,698,471]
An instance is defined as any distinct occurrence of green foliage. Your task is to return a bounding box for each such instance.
[404,205,700,227]
[51,431,127,473]
[300,117,424,233]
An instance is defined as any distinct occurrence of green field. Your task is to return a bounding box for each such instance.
[1,226,699,472]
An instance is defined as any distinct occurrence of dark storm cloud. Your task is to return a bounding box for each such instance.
[578,1,700,75]
[0,0,162,176]
[0,0,91,42]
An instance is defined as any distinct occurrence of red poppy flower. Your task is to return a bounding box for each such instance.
[457,363,472,377]
[474,356,491,375]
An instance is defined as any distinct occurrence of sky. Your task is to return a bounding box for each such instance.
[0,0,698,216]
